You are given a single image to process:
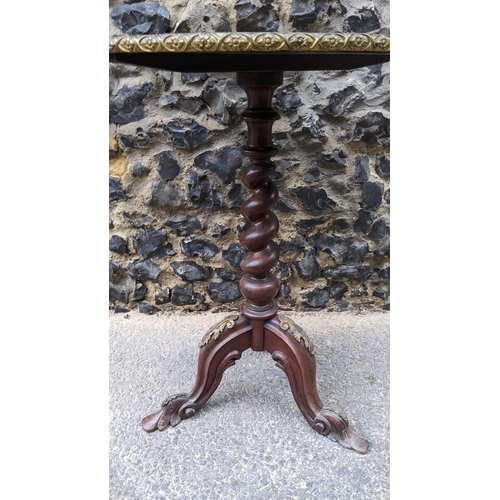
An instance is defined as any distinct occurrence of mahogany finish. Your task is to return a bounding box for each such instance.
[141,71,370,454]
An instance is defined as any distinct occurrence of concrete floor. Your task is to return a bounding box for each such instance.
[109,309,390,499]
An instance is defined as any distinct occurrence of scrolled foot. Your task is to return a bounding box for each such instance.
[141,314,253,435]
[141,393,198,432]
[265,316,370,454]
[312,408,370,454]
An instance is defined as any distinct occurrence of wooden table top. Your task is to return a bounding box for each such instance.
[109,32,390,72]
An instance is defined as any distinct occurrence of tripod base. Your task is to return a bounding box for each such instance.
[141,309,370,454]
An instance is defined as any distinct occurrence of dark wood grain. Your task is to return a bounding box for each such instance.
[140,71,371,453]
[238,71,283,323]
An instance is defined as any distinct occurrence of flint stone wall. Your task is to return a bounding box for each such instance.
[109,0,390,314]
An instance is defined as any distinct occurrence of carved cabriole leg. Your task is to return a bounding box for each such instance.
[236,72,369,453]
[264,316,370,454]
[141,315,252,432]
[142,71,370,454]
[141,73,283,432]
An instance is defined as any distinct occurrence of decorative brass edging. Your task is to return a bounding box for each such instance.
[109,32,389,54]
[199,314,238,347]
[277,313,315,355]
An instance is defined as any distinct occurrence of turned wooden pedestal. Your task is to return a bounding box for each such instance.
[141,71,370,454]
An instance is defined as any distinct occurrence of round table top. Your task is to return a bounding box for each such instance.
[109,32,390,72]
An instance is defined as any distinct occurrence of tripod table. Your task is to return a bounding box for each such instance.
[109,31,390,454]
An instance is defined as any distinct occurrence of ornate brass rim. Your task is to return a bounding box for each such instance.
[109,32,390,53]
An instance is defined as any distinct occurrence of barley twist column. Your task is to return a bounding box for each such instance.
[236,72,283,343]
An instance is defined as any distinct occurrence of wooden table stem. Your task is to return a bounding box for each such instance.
[140,71,370,454]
